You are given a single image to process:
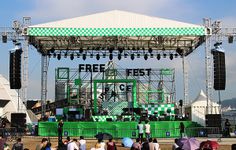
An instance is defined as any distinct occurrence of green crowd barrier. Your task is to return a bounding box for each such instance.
[38,121,200,138]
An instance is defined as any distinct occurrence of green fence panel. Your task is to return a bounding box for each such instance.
[38,121,197,138]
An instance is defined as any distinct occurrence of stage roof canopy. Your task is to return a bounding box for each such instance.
[28,10,206,56]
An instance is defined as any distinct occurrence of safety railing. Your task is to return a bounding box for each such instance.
[38,126,222,138]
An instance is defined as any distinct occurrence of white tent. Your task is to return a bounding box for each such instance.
[185,90,220,126]
[0,74,31,123]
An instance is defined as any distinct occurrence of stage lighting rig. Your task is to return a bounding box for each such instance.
[109,53,113,60]
[137,53,140,58]
[57,53,61,60]
[82,53,86,60]
[163,53,167,58]
[144,53,148,60]
[64,52,68,58]
[130,53,135,60]
[169,54,173,60]
[70,53,74,60]
[118,53,122,60]
[76,53,80,58]
[103,53,106,58]
[53,53,57,58]
[79,47,83,53]
[150,53,154,58]
[157,54,161,60]
[90,53,94,58]
[174,53,178,58]
[148,47,153,53]
[96,53,100,60]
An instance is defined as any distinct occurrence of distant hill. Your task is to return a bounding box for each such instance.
[222,98,236,108]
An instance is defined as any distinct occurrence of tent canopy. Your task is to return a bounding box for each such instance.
[189,90,219,107]
[28,10,206,56]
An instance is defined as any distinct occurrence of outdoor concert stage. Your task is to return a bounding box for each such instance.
[38,121,200,138]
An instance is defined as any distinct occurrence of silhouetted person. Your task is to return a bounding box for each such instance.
[225,119,231,137]
[179,122,185,138]
[58,120,64,147]
[12,138,23,150]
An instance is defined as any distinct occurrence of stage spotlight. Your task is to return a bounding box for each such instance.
[103,53,106,58]
[132,46,135,50]
[144,53,148,60]
[77,53,80,58]
[50,47,55,53]
[57,53,61,60]
[53,53,57,58]
[131,53,135,60]
[163,54,167,58]
[169,54,173,60]
[176,47,183,56]
[174,53,178,58]
[118,47,124,53]
[124,53,128,58]
[109,46,114,53]
[228,36,234,43]
[137,53,140,58]
[137,47,140,50]
[157,54,161,60]
[64,52,68,58]
[79,47,83,53]
[70,53,74,60]
[150,53,154,58]
[48,53,51,58]
[142,47,145,51]
[90,53,93,58]
[2,35,7,43]
[82,54,86,60]
[148,47,153,53]
[109,53,113,60]
[96,53,100,60]
[127,47,130,50]
[118,53,122,60]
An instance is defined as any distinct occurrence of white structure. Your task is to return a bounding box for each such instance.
[185,90,220,126]
[0,74,31,123]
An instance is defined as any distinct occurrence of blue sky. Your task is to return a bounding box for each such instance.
[0,0,236,102]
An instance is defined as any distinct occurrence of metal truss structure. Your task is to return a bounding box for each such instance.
[1,17,236,116]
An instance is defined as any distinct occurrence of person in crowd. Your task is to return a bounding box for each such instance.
[63,136,71,145]
[225,119,231,137]
[58,120,64,146]
[67,139,79,150]
[36,138,48,150]
[131,138,141,150]
[148,138,154,150]
[179,122,185,138]
[12,138,23,150]
[137,121,144,141]
[106,138,116,150]
[144,120,151,140]
[79,136,86,150]
[98,139,106,150]
[153,138,160,150]
[172,139,180,150]
[141,139,149,150]
[45,142,51,150]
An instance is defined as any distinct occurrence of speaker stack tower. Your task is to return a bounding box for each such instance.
[9,49,22,89]
[212,50,226,90]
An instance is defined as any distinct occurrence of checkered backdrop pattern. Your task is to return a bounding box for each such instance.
[141,103,175,116]
[28,27,206,36]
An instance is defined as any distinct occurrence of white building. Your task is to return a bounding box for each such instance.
[0,74,31,123]
[185,90,220,126]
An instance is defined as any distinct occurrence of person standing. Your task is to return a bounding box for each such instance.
[12,138,23,150]
[106,138,116,150]
[35,138,48,150]
[137,121,144,141]
[153,138,160,150]
[225,119,231,137]
[67,139,79,150]
[58,120,64,146]
[79,136,86,150]
[144,120,151,140]
[179,122,185,138]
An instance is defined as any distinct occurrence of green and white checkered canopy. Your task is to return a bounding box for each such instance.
[28,10,205,36]
[28,10,206,55]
